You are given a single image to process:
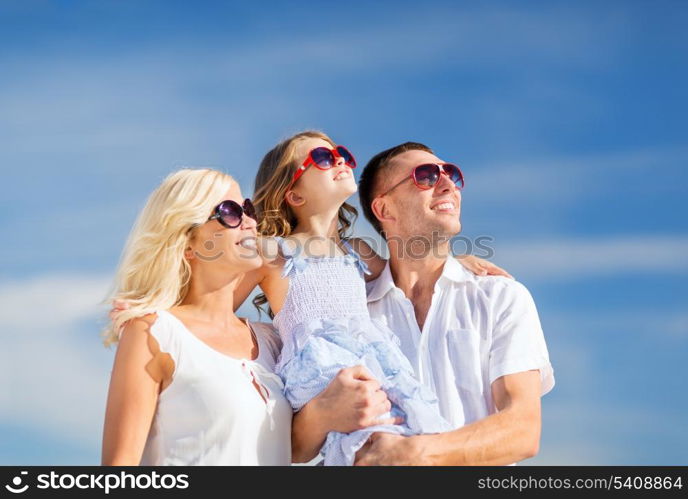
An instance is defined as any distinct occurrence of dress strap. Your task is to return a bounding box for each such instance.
[341,239,372,276]
[275,236,308,278]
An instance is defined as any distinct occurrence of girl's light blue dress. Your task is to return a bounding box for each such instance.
[273,238,451,465]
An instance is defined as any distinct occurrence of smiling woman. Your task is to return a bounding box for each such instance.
[100,168,294,465]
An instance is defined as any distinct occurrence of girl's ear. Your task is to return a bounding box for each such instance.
[371,196,395,226]
[285,190,306,207]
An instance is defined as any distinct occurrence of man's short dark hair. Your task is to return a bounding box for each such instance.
[358,142,433,236]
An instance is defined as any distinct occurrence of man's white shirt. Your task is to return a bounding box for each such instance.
[366,256,554,429]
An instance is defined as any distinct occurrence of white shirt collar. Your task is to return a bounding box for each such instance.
[366,255,474,303]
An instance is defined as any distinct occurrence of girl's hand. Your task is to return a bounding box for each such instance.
[456,255,513,279]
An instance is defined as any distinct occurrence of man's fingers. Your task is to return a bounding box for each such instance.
[109,300,132,322]
[354,441,373,466]
[109,307,127,322]
[368,432,382,443]
[375,416,403,426]
[484,263,514,279]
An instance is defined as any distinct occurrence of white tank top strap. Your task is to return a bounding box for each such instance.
[148,310,184,367]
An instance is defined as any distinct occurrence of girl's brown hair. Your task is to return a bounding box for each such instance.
[252,130,358,316]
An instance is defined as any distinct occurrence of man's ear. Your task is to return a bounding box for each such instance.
[285,190,306,207]
[371,197,395,225]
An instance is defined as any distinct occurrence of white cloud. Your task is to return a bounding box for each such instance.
[468,146,688,207]
[530,403,628,465]
[530,399,688,465]
[528,309,688,464]
[543,308,688,341]
[0,274,114,455]
[491,235,688,281]
[0,3,631,150]
[0,274,111,330]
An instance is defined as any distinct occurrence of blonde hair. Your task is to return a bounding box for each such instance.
[101,168,235,346]
[252,130,358,315]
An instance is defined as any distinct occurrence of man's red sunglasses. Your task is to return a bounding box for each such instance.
[379,163,465,197]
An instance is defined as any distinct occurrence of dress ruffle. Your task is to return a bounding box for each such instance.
[276,316,452,466]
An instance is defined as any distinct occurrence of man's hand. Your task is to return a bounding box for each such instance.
[456,254,513,279]
[354,433,428,466]
[109,299,131,322]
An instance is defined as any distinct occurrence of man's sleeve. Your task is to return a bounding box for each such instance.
[488,280,555,396]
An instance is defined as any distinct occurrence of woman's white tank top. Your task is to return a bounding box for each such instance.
[139,310,292,465]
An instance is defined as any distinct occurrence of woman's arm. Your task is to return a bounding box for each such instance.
[101,315,173,465]
[291,365,399,463]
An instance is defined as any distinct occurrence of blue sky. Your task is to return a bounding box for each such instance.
[0,0,686,465]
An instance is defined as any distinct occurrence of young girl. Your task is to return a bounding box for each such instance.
[233,131,508,465]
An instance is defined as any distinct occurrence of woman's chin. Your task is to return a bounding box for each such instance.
[217,246,262,271]
[237,251,263,270]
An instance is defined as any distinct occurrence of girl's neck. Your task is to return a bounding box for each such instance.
[292,206,341,241]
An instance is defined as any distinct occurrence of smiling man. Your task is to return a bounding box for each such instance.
[354,142,555,465]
